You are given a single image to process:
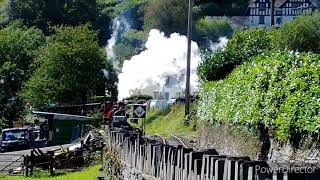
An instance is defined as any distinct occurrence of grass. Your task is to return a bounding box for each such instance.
[144,104,195,137]
[0,0,6,7]
[1,165,101,180]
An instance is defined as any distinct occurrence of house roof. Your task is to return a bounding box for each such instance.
[249,0,287,8]
[310,0,320,7]
[249,0,320,8]
[274,0,287,7]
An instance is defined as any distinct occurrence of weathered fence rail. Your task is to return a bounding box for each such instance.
[109,130,320,180]
[0,154,25,175]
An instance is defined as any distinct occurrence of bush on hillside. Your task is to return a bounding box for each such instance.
[143,0,188,35]
[197,51,320,144]
[194,17,234,46]
[271,12,320,52]
[197,28,271,82]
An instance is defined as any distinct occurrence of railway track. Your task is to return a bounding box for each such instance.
[152,134,189,148]
[172,135,188,148]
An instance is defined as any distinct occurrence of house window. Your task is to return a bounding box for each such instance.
[292,2,303,8]
[276,10,282,15]
[165,92,169,100]
[165,77,170,85]
[154,92,158,99]
[259,16,265,24]
[276,17,282,24]
[259,3,266,11]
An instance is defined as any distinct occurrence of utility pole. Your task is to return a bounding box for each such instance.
[185,0,193,117]
[270,0,275,27]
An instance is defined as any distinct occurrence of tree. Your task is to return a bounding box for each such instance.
[0,21,45,126]
[197,28,271,82]
[21,25,114,108]
[143,0,188,35]
[7,0,113,45]
[194,17,234,47]
[7,0,48,31]
[113,30,147,66]
[271,12,320,52]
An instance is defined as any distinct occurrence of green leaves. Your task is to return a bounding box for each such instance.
[0,21,45,125]
[197,28,271,82]
[21,25,113,108]
[271,12,320,52]
[197,51,320,143]
[143,0,188,35]
[194,17,233,45]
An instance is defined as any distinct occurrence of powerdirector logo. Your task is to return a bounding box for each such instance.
[255,164,317,174]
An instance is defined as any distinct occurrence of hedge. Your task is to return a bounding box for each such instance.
[197,51,320,143]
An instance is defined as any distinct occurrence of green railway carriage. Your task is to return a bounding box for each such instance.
[32,111,92,145]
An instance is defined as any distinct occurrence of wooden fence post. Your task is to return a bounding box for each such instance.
[30,150,34,176]
[24,155,29,177]
[49,151,54,176]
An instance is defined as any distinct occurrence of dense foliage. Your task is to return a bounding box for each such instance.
[194,17,234,47]
[113,30,147,65]
[143,0,188,35]
[271,12,320,52]
[198,51,320,143]
[7,0,112,45]
[197,28,271,82]
[195,0,249,16]
[21,25,114,108]
[0,21,45,126]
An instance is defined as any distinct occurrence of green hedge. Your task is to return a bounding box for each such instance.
[197,28,271,82]
[271,12,320,52]
[197,51,320,143]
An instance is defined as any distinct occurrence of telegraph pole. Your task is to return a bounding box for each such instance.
[185,0,193,117]
[270,0,275,26]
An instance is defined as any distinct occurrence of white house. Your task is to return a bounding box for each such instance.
[249,0,319,28]
[153,75,185,101]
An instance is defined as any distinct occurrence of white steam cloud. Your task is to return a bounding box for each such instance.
[106,16,130,69]
[117,30,229,100]
[209,37,228,52]
[118,29,201,99]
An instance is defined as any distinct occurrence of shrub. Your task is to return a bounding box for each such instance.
[271,12,320,52]
[197,51,320,144]
[194,17,234,46]
[197,28,271,82]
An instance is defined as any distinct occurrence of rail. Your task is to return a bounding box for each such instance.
[172,135,188,149]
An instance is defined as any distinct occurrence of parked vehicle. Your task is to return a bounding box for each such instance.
[0,127,47,152]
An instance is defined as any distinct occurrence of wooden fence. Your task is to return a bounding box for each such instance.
[109,130,320,180]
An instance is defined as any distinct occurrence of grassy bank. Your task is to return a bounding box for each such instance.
[1,165,101,180]
[145,104,195,137]
[0,0,6,7]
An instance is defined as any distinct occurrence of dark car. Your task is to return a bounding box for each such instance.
[0,127,47,152]
[0,128,29,152]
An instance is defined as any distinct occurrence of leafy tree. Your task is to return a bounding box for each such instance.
[21,25,115,108]
[195,0,249,16]
[7,0,113,45]
[113,30,147,66]
[271,12,320,52]
[197,28,271,82]
[0,21,45,126]
[194,17,234,47]
[143,0,188,35]
[7,0,48,31]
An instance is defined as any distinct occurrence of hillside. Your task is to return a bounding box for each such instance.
[145,105,195,137]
